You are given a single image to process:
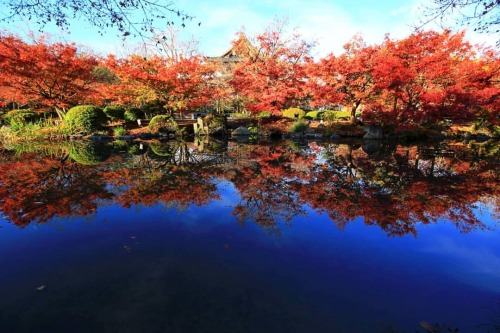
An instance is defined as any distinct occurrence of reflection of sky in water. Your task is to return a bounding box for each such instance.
[417,211,500,294]
[0,181,499,332]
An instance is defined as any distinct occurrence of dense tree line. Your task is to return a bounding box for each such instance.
[0,24,498,129]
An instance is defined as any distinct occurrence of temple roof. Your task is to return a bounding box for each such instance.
[220,33,256,58]
[208,33,256,63]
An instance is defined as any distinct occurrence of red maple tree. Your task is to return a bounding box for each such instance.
[104,54,216,114]
[367,30,499,125]
[308,34,381,124]
[230,19,314,115]
[0,33,99,119]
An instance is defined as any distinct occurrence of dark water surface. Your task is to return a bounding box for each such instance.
[0,139,499,332]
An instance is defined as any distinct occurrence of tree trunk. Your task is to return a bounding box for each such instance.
[54,107,66,121]
[350,102,360,124]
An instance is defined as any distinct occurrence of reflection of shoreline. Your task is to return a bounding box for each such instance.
[0,139,498,235]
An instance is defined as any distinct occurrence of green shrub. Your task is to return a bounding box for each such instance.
[322,111,336,121]
[124,108,145,121]
[290,121,309,133]
[322,110,352,121]
[257,111,271,118]
[1,121,42,138]
[103,105,125,120]
[305,111,324,119]
[1,120,72,141]
[282,108,305,119]
[148,115,179,134]
[65,105,107,133]
[9,119,23,131]
[113,126,127,136]
[69,142,110,165]
[4,109,38,125]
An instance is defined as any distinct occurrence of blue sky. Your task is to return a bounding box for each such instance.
[0,0,494,57]
[180,0,422,56]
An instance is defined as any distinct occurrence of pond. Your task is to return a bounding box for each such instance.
[0,138,499,332]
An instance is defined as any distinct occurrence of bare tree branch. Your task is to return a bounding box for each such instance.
[417,0,499,45]
[0,0,197,42]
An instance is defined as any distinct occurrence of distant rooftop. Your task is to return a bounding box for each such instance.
[207,32,256,63]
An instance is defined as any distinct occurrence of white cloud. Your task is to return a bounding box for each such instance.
[287,1,415,57]
[180,1,270,56]
[282,2,354,56]
[390,6,408,16]
[181,0,418,58]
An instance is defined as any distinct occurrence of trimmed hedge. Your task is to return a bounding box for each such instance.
[282,108,305,119]
[103,105,125,120]
[322,110,355,121]
[65,105,107,133]
[148,115,179,134]
[305,111,324,119]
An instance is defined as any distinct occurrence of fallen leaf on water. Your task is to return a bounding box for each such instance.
[419,321,437,332]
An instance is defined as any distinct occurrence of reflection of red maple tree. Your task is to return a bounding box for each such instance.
[297,141,497,236]
[219,142,315,235]
[105,167,219,209]
[0,140,497,236]
[0,153,113,227]
[102,142,220,209]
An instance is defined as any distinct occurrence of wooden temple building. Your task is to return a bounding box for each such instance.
[206,33,256,73]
